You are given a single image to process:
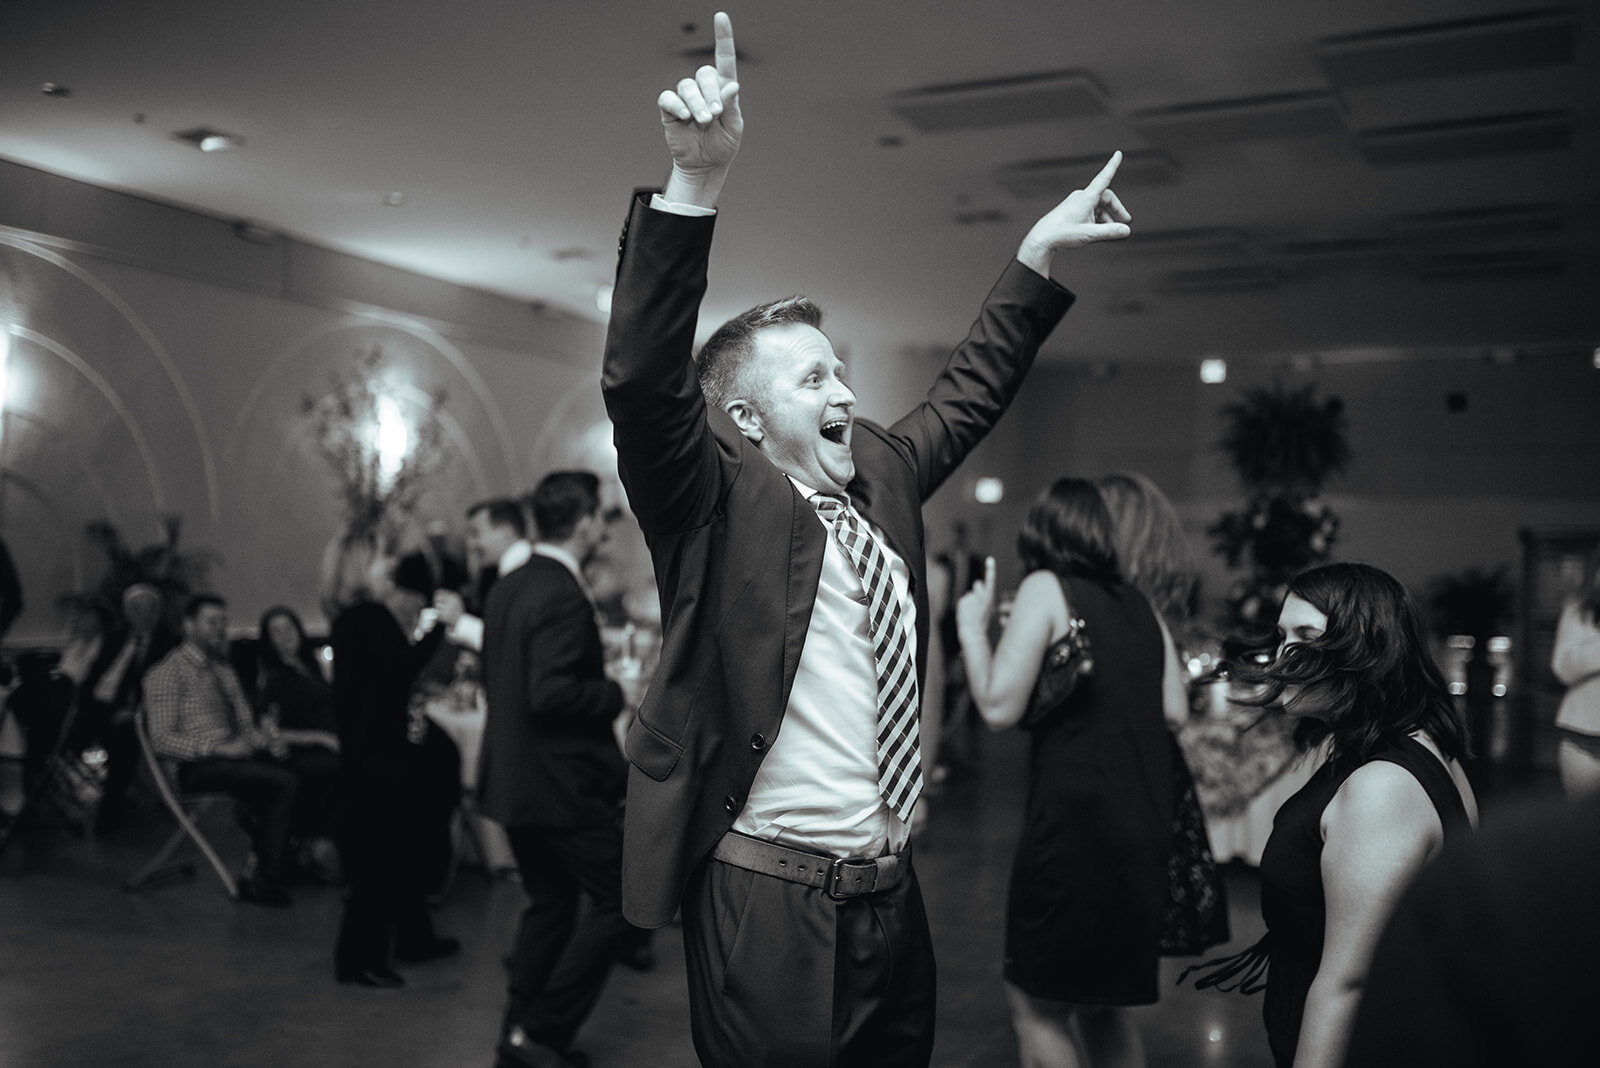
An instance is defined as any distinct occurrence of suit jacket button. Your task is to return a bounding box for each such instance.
[750,733,766,751]
[723,795,738,814]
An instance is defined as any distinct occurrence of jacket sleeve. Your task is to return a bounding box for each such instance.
[521,585,625,732]
[886,259,1074,501]
[600,194,729,536]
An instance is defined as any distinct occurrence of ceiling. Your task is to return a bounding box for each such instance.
[2,0,1596,369]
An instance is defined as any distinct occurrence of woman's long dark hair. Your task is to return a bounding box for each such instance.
[1233,562,1470,764]
[1016,477,1120,582]
[258,605,323,680]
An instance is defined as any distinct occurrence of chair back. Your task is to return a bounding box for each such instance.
[132,704,189,807]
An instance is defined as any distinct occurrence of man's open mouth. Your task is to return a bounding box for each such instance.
[821,418,849,445]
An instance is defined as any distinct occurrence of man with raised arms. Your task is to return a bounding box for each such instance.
[602,12,1132,1065]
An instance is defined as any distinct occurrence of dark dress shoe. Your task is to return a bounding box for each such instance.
[494,1026,580,1068]
[336,966,405,988]
[395,935,461,964]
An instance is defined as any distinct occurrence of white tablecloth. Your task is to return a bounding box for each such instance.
[423,691,516,873]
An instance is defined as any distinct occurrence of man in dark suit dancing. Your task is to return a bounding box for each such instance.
[480,472,638,1068]
[601,13,1132,1065]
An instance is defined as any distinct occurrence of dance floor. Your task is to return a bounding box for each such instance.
[0,729,1530,1067]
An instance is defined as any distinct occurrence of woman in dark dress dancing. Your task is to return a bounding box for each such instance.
[1187,562,1478,1067]
[958,478,1185,1067]
[323,531,459,987]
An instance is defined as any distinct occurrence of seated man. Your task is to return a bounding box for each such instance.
[144,593,298,906]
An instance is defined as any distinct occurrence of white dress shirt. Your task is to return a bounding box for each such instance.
[731,478,914,859]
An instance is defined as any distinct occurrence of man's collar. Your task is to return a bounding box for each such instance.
[532,542,584,584]
[499,539,533,576]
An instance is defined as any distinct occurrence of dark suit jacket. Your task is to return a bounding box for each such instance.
[81,623,181,721]
[477,553,626,829]
[601,194,1074,927]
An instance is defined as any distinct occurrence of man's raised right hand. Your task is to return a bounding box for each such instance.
[658,12,742,209]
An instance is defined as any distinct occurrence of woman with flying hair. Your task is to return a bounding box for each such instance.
[1186,561,1478,1068]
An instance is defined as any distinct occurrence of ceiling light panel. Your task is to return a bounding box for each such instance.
[1317,7,1577,89]
[889,70,1109,134]
[1156,265,1284,294]
[994,150,1178,199]
[1356,111,1572,166]
[1391,204,1568,249]
[1130,91,1346,146]
[1118,227,1252,259]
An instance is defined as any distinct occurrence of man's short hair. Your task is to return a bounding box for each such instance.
[466,496,527,539]
[696,296,824,410]
[184,592,226,619]
[530,471,601,542]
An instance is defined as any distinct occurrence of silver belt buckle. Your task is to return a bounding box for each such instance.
[827,857,878,899]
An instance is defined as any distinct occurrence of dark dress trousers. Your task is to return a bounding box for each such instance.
[602,194,1073,1062]
[478,553,630,1051]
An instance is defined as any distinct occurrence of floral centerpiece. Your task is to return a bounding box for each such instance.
[301,346,448,543]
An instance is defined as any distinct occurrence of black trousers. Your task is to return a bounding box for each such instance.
[503,819,633,1052]
[682,854,937,1068]
[178,758,297,886]
[334,784,439,975]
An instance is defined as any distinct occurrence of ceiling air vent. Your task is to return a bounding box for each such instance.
[1130,91,1345,145]
[1391,204,1568,248]
[1317,7,1577,88]
[1409,248,1569,280]
[952,208,1010,226]
[1356,111,1571,165]
[994,151,1178,199]
[1119,227,1251,259]
[889,70,1108,134]
[1155,265,1284,294]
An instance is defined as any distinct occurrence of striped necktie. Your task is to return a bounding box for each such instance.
[811,493,923,823]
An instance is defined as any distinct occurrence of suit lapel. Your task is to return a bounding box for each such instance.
[781,481,826,711]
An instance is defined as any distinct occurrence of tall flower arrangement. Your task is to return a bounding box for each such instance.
[301,346,448,543]
[1208,382,1350,637]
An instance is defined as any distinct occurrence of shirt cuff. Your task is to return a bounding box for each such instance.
[650,194,717,218]
[451,614,484,652]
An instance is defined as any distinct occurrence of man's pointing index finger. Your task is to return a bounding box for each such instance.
[714,11,737,82]
[1084,150,1123,197]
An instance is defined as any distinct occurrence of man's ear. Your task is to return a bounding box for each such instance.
[725,399,764,444]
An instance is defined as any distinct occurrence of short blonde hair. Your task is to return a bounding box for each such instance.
[320,530,383,619]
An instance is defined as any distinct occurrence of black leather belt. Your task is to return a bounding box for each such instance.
[711,831,908,899]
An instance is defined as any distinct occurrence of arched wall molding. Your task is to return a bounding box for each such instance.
[0,235,221,520]
[12,325,167,536]
[223,314,517,494]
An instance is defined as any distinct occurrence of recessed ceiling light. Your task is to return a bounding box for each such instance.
[384,191,406,207]
[40,82,72,98]
[174,126,245,152]
[1200,357,1228,384]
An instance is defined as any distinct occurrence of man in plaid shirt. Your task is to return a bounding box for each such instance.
[144,593,298,906]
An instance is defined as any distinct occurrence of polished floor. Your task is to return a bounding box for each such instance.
[0,731,1539,1068]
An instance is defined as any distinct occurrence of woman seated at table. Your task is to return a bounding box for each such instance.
[257,605,342,881]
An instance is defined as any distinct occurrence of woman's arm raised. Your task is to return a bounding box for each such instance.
[957,562,1068,731]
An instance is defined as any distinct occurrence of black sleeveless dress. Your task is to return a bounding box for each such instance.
[1004,573,1175,1004]
[1191,733,1473,1066]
